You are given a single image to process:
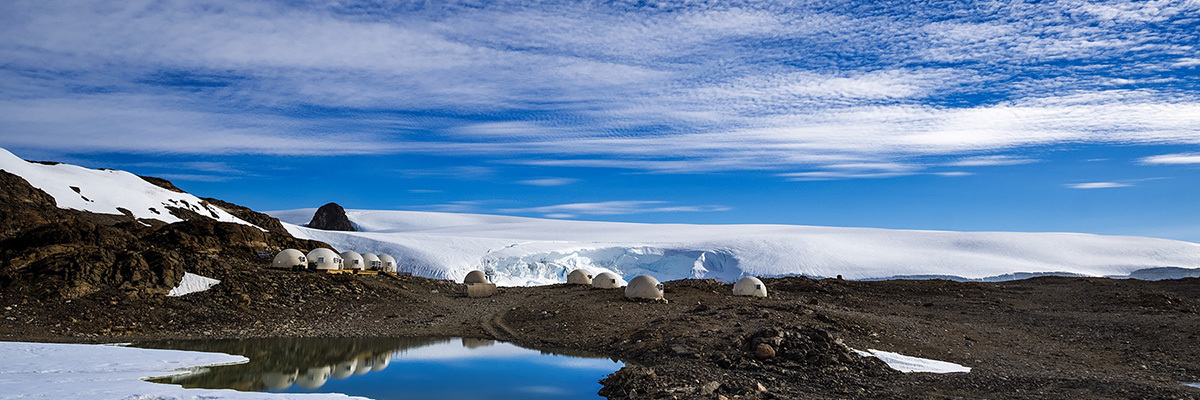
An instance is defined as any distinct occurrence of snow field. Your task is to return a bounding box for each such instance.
[268,208,1200,287]
[0,341,365,399]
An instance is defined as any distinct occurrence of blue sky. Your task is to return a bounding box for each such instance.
[1,0,1198,241]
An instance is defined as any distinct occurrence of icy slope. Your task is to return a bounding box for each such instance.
[269,208,1200,286]
[0,147,258,227]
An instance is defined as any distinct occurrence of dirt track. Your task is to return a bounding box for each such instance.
[3,269,1200,399]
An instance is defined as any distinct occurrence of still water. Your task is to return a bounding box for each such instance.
[136,337,622,399]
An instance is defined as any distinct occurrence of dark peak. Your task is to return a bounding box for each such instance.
[307,202,355,231]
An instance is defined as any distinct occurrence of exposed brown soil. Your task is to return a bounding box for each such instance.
[2,270,1198,399]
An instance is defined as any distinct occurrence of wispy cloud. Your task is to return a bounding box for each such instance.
[501,200,731,218]
[1,1,1198,179]
[1065,182,1132,189]
[151,173,236,183]
[411,201,487,213]
[396,166,497,180]
[946,155,1039,167]
[1140,153,1200,165]
[516,177,579,186]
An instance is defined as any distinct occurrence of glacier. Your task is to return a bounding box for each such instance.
[268,208,1200,286]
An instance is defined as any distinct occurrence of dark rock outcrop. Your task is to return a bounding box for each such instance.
[141,174,290,235]
[138,175,187,193]
[307,202,355,231]
[201,197,290,235]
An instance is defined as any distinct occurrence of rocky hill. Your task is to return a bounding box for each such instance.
[0,169,328,300]
[306,202,355,231]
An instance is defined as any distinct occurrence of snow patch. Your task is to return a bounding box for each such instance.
[852,348,971,373]
[1185,382,1200,389]
[266,208,1200,287]
[167,273,220,297]
[0,147,261,229]
[0,341,364,399]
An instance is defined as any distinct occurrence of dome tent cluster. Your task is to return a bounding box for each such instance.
[271,248,400,274]
[565,268,768,302]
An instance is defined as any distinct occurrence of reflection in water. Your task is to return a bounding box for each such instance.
[138,337,621,400]
[142,337,443,392]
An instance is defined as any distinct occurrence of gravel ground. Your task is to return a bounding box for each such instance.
[3,270,1199,399]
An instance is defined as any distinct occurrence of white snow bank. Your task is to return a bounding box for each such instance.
[167,273,221,297]
[852,348,971,373]
[0,147,259,229]
[0,341,365,399]
[267,208,1200,287]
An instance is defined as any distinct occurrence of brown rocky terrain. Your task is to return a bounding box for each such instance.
[0,170,327,299]
[1,170,1199,399]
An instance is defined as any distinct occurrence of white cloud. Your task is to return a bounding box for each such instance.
[1172,58,1200,68]
[1065,182,1132,189]
[501,201,731,216]
[517,178,579,186]
[1,0,1198,179]
[413,201,486,213]
[397,166,497,180]
[946,155,1039,167]
[150,173,235,183]
[1140,153,1200,165]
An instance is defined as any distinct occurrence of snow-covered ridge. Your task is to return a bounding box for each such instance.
[0,147,259,228]
[268,208,1200,286]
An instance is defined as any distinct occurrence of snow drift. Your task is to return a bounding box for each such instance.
[167,273,221,297]
[268,208,1200,286]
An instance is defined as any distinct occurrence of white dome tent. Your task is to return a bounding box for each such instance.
[306,248,342,270]
[567,269,593,285]
[464,270,490,284]
[625,275,664,300]
[463,270,496,297]
[592,272,624,289]
[378,254,397,272]
[271,249,306,270]
[733,276,768,297]
[361,253,382,270]
[340,251,364,270]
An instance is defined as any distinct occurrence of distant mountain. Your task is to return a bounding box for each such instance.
[269,208,1200,286]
